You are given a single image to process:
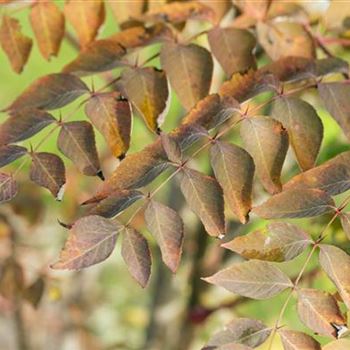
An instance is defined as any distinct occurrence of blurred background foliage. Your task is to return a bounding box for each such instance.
[0,1,350,350]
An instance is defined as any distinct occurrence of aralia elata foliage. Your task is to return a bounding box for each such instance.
[1,0,350,349]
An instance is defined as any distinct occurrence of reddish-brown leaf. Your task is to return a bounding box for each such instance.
[30,0,65,60]
[278,330,321,350]
[85,92,132,159]
[284,151,350,196]
[64,0,105,47]
[208,26,256,77]
[0,15,32,73]
[120,67,169,132]
[145,200,184,273]
[141,1,215,24]
[0,258,24,300]
[52,215,122,270]
[87,189,144,218]
[271,96,323,171]
[319,82,350,142]
[179,168,225,237]
[297,288,346,338]
[203,260,293,299]
[257,21,315,60]
[6,73,89,111]
[30,152,66,200]
[0,173,17,203]
[160,132,182,164]
[204,318,271,349]
[240,116,289,194]
[63,39,126,75]
[210,141,254,223]
[222,222,312,262]
[319,244,350,310]
[0,145,27,168]
[121,227,151,288]
[57,121,101,177]
[0,108,55,146]
[252,189,335,219]
[160,42,213,110]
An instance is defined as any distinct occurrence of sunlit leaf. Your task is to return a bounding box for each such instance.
[0,15,32,73]
[30,152,66,200]
[57,121,101,177]
[120,67,169,132]
[52,215,122,270]
[87,189,144,218]
[0,145,27,168]
[179,168,225,237]
[323,339,350,350]
[203,260,293,299]
[63,39,126,75]
[278,330,321,350]
[30,0,65,60]
[210,141,254,224]
[160,42,213,110]
[0,173,17,203]
[297,288,346,338]
[319,244,350,310]
[108,0,145,25]
[6,73,89,111]
[145,200,184,272]
[141,1,215,23]
[64,0,105,47]
[0,108,55,145]
[323,1,350,30]
[340,213,350,240]
[257,21,315,61]
[223,222,312,262]
[284,151,350,196]
[271,96,323,170]
[208,26,256,76]
[240,116,289,194]
[23,277,45,308]
[121,226,151,288]
[204,318,271,349]
[252,189,335,219]
[319,82,350,142]
[160,132,182,164]
[85,92,132,159]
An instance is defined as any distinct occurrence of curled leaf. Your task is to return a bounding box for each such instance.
[52,215,122,270]
[203,260,293,299]
[0,15,32,73]
[0,173,17,203]
[252,189,335,219]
